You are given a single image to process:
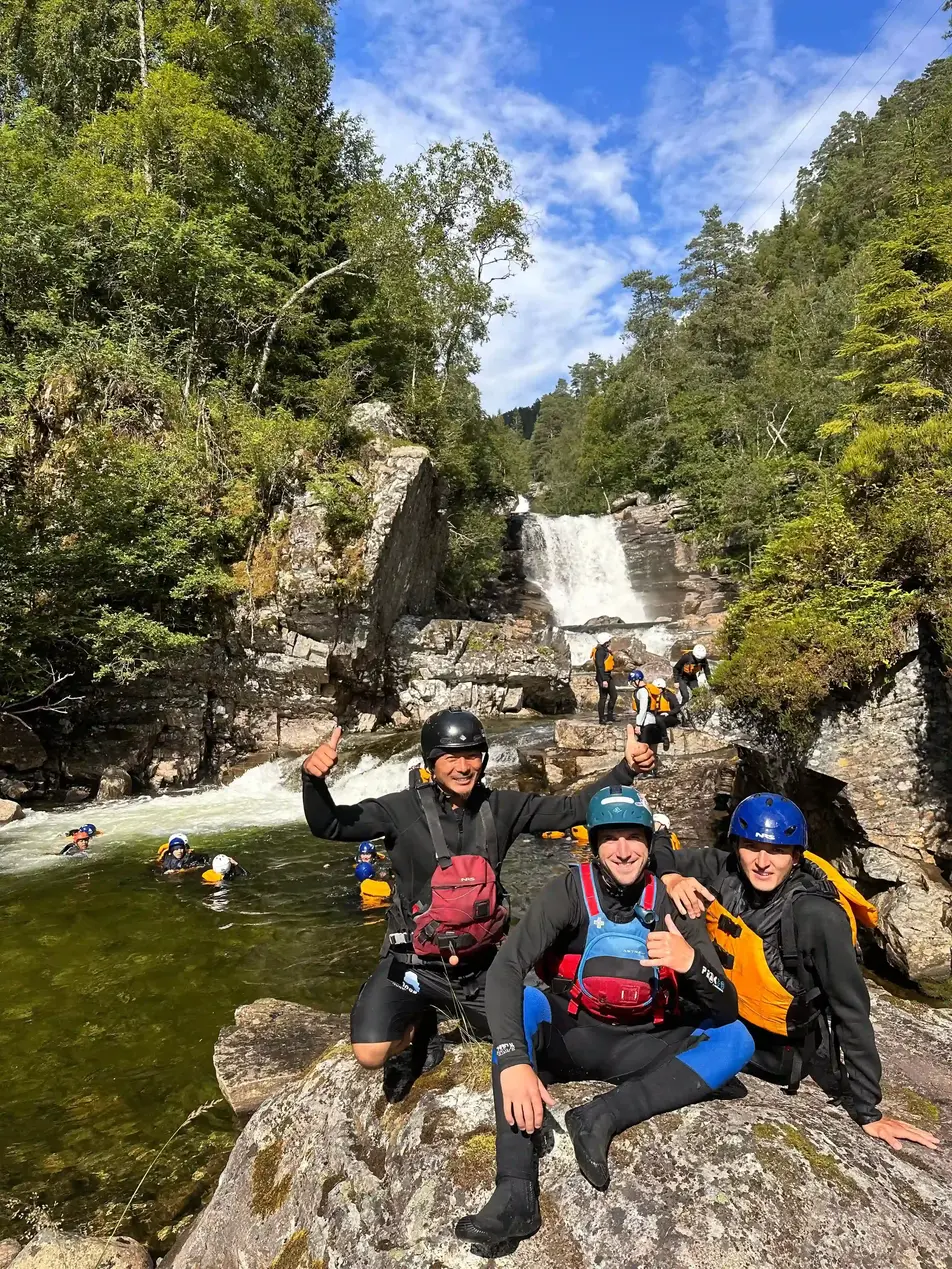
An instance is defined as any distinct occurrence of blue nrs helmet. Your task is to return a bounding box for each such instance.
[729,793,807,850]
[586,787,654,844]
[355,860,375,882]
[168,833,189,849]
[80,823,97,836]
[628,670,645,684]
[357,841,374,858]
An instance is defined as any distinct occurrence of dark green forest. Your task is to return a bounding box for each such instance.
[0,0,530,711]
[527,44,952,743]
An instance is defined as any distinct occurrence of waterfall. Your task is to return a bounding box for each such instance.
[522,513,647,627]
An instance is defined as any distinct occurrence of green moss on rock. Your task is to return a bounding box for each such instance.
[251,1139,293,1217]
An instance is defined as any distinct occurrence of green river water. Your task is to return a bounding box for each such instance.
[0,727,568,1255]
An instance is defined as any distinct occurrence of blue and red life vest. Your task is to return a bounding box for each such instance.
[539,861,679,1025]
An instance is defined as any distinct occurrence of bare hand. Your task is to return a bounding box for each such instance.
[499,1063,556,1133]
[862,1117,940,1151]
[625,724,655,773]
[641,914,696,973]
[302,725,342,779]
[662,873,715,919]
[601,680,609,689]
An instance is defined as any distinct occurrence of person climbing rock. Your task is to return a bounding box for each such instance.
[59,823,100,855]
[455,786,752,1251]
[593,633,617,725]
[654,793,941,1153]
[673,643,711,718]
[633,677,672,775]
[302,711,656,1105]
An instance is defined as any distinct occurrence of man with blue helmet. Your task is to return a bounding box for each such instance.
[59,823,101,855]
[454,786,753,1251]
[654,792,940,1154]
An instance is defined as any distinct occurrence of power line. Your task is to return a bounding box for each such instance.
[748,0,949,230]
[731,0,909,220]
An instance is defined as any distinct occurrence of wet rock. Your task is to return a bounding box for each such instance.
[0,798,24,825]
[0,1240,21,1268]
[0,777,30,801]
[874,865,952,983]
[392,618,572,724]
[554,719,625,753]
[214,999,349,1116]
[168,990,952,1269]
[10,1230,152,1268]
[97,765,132,800]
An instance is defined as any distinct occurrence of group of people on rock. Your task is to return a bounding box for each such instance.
[302,709,940,1254]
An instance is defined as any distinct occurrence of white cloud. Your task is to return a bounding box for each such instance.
[335,0,950,410]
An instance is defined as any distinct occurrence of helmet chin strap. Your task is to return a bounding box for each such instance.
[593,852,648,900]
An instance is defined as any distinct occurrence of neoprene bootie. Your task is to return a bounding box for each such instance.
[454,1176,541,1245]
[382,1007,444,1104]
[564,1102,617,1191]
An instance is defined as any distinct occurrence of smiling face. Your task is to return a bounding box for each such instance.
[595,825,650,888]
[432,749,485,804]
[736,840,800,892]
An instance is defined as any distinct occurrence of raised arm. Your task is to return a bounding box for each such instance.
[301,726,395,842]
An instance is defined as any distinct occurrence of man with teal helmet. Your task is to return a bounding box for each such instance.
[455,786,753,1252]
[654,792,940,1155]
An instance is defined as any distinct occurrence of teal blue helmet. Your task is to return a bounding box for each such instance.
[586,787,653,849]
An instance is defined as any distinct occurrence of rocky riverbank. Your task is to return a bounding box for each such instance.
[160,988,952,1269]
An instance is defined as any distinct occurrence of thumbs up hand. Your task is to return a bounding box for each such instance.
[625,724,655,773]
[303,724,342,779]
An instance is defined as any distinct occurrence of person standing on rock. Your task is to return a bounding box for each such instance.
[593,633,617,725]
[455,785,753,1251]
[654,793,941,1154]
[302,710,656,1104]
[672,643,711,719]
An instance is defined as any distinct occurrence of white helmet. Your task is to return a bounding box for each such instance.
[653,813,671,831]
[212,854,233,876]
[596,632,611,645]
[653,678,666,689]
[168,833,189,849]
[693,644,707,660]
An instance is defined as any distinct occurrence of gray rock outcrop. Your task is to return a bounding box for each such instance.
[214,999,348,1116]
[9,1231,152,1268]
[0,1241,21,1269]
[96,765,132,800]
[168,989,951,1269]
[391,618,573,725]
[0,798,24,825]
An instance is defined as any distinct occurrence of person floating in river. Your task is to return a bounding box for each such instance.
[654,793,941,1154]
[454,786,753,1252]
[592,633,617,726]
[157,834,208,873]
[301,710,656,1104]
[202,853,248,884]
[59,823,101,855]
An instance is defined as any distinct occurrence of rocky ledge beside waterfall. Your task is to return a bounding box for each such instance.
[161,991,952,1269]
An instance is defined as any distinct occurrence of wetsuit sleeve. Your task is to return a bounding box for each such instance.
[503,759,636,838]
[594,646,608,681]
[653,845,729,884]
[486,873,580,1071]
[58,843,73,855]
[671,909,738,1025]
[302,772,396,843]
[673,654,689,677]
[795,896,883,1123]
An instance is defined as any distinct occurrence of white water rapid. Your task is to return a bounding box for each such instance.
[522,513,646,627]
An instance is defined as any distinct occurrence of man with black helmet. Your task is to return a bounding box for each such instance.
[302,709,655,1102]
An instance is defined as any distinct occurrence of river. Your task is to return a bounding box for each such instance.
[0,721,575,1252]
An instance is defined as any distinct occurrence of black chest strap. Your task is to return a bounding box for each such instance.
[417,784,497,871]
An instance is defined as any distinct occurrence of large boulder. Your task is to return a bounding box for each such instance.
[0,799,24,825]
[391,618,573,724]
[96,765,132,800]
[0,1242,21,1269]
[10,1231,152,1268]
[214,999,348,1116]
[168,990,952,1269]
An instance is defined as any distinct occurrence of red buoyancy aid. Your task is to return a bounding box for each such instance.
[538,861,678,1025]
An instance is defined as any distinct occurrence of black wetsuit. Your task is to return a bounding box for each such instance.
[594,645,617,723]
[161,850,208,873]
[673,653,711,705]
[653,844,883,1123]
[485,863,752,1179]
[303,759,639,1044]
[59,839,90,856]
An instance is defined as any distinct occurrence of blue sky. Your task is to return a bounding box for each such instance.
[333,0,950,412]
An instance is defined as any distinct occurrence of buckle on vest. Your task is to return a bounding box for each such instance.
[718,913,742,939]
[388,932,412,948]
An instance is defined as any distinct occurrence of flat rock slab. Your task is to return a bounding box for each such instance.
[214,998,348,1116]
[11,1231,151,1268]
[171,989,952,1269]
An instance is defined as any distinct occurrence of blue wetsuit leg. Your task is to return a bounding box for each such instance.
[675,1019,755,1089]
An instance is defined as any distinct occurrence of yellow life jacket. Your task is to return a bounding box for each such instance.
[156,843,170,862]
[646,683,671,715]
[591,648,615,671]
[669,830,682,851]
[706,853,878,1038]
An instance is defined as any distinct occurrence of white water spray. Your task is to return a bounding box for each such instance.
[523,514,646,627]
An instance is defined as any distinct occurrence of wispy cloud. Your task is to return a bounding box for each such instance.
[336,0,949,410]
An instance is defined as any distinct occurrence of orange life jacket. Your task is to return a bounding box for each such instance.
[706,853,877,1039]
[592,648,615,672]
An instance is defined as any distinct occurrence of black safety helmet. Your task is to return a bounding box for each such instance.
[420,709,489,772]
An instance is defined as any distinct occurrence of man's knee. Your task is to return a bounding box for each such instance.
[352,1040,395,1069]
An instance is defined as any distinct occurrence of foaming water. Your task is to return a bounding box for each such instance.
[523,513,646,626]
[0,748,416,876]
